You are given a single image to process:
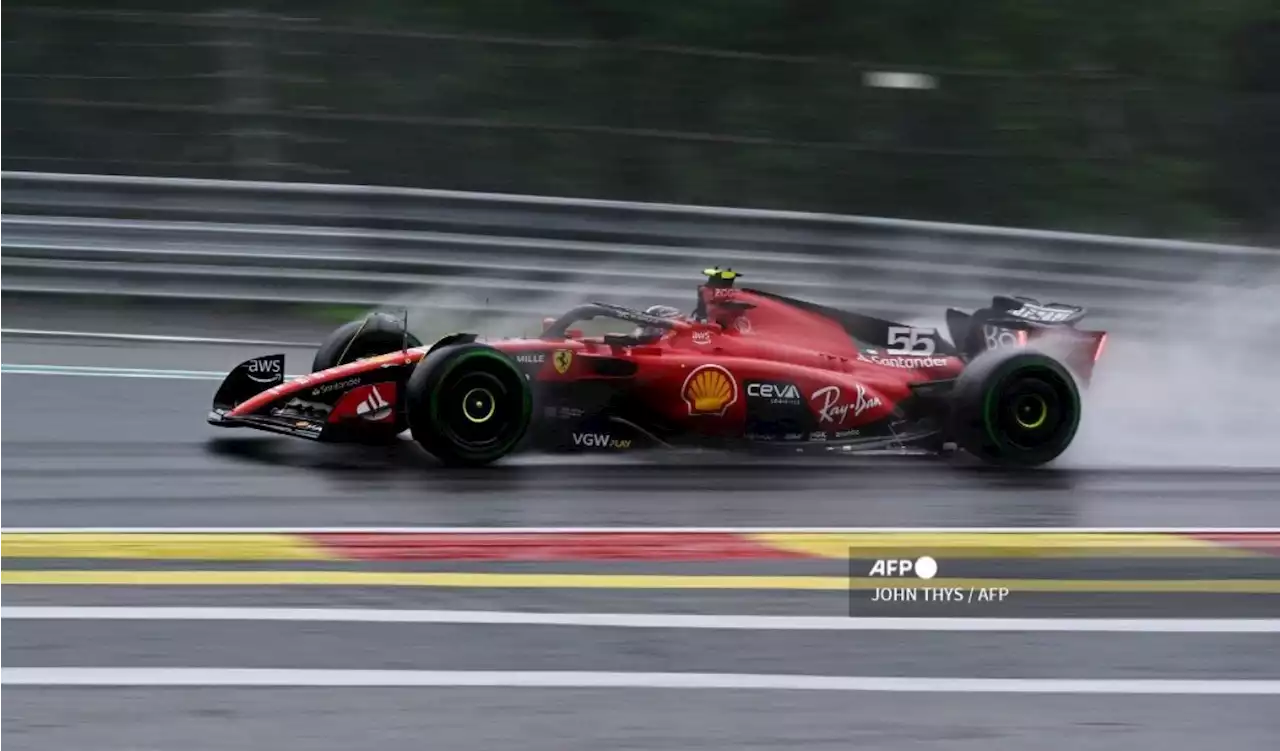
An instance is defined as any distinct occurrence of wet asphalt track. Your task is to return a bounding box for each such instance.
[6,334,1280,529]
[5,325,1280,751]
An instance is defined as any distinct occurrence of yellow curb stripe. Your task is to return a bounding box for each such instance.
[0,571,848,590]
[749,532,1247,559]
[0,534,334,561]
[4,570,1280,593]
[0,532,1262,563]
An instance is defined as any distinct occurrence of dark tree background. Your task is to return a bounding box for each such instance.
[4,1,1277,239]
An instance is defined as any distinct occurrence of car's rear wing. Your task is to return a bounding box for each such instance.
[946,296,1107,384]
[986,295,1087,327]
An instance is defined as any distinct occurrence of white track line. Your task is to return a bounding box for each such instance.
[5,607,1277,633]
[0,364,304,380]
[5,527,1277,533]
[5,668,1276,693]
[1,328,316,347]
[1,364,226,380]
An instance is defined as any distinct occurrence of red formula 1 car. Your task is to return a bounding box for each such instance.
[208,269,1107,466]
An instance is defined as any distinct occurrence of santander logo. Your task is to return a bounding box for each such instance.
[329,382,398,424]
[355,385,393,422]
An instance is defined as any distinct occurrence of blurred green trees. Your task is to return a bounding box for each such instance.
[3,0,1276,238]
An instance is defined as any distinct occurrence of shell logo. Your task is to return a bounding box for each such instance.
[681,365,738,416]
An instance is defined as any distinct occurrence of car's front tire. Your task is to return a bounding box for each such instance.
[312,314,423,373]
[405,343,532,467]
[948,349,1081,467]
[312,314,423,439]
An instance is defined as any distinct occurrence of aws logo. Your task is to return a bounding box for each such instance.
[244,356,283,384]
[682,365,738,416]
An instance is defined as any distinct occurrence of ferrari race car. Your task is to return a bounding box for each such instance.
[208,268,1107,467]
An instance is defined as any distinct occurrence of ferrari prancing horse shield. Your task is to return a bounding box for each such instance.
[553,349,573,374]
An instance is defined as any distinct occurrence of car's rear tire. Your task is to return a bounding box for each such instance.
[313,314,422,439]
[948,349,1081,467]
[405,343,532,467]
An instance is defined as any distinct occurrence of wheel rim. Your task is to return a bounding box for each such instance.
[428,353,529,456]
[461,387,497,424]
[986,368,1077,453]
[1012,393,1048,429]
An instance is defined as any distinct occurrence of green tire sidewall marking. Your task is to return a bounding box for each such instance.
[428,349,532,456]
[980,360,1079,452]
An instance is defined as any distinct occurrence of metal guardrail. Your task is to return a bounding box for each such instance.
[3,171,1277,330]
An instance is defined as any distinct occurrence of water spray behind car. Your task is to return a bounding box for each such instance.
[1068,270,1280,468]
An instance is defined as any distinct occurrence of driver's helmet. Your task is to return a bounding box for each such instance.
[634,304,682,339]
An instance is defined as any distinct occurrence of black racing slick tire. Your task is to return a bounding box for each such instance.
[948,349,1082,467]
[405,343,532,467]
[313,314,422,439]
[312,314,423,373]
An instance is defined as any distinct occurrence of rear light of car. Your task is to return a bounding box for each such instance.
[1066,331,1108,386]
